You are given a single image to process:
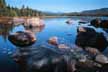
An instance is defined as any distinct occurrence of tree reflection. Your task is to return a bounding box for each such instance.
[0,23,14,41]
[24,25,45,34]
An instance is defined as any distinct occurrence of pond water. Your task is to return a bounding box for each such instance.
[0,16,108,72]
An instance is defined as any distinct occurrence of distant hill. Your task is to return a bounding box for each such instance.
[64,8,108,16]
[81,8,108,16]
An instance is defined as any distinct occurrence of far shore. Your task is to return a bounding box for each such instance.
[0,15,108,19]
[0,15,108,24]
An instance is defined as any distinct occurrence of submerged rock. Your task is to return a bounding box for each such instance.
[95,54,108,64]
[24,25,45,33]
[58,44,70,49]
[66,19,73,24]
[78,20,88,24]
[75,27,108,52]
[85,47,101,55]
[48,36,58,46]
[11,44,108,72]
[8,30,36,47]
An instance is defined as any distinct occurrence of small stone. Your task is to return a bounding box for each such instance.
[52,57,63,63]
[32,58,48,69]
[79,55,87,62]
[21,52,29,56]
[95,54,108,64]
[94,62,102,67]
[8,51,12,55]
[58,44,70,49]
[48,36,58,46]
[85,47,101,55]
[7,48,11,51]
[70,49,74,52]
[2,51,7,53]
[67,33,72,36]
[66,19,73,24]
[78,27,86,32]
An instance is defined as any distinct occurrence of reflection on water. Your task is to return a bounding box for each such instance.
[0,24,13,40]
[0,16,108,72]
[24,25,45,33]
[0,23,19,72]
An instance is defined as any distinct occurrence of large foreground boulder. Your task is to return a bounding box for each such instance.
[75,27,108,52]
[8,30,36,47]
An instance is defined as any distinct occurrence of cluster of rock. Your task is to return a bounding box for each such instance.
[74,25,108,72]
[11,43,108,72]
[75,27,108,52]
[12,17,45,28]
[8,31,108,72]
[8,18,108,72]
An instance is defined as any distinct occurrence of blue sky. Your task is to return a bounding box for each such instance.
[6,0,108,12]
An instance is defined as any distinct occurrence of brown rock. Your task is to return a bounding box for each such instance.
[8,30,36,47]
[48,36,58,46]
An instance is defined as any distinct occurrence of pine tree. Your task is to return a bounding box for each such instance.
[0,0,6,8]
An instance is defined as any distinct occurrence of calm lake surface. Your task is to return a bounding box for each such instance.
[0,16,108,72]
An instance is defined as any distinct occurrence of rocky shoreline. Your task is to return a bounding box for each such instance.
[6,17,108,72]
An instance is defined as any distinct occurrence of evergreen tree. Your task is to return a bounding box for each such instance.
[0,0,6,8]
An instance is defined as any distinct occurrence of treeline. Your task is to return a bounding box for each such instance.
[1,0,108,17]
[0,0,43,17]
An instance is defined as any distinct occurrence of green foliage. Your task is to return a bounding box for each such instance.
[0,0,42,17]
[0,0,108,17]
[0,0,6,8]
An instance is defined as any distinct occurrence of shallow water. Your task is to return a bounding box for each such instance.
[0,16,108,72]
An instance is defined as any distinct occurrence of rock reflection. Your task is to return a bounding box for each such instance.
[24,25,45,33]
[0,23,14,41]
